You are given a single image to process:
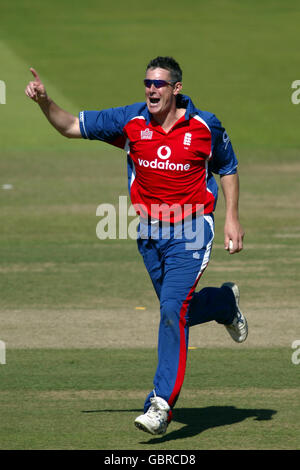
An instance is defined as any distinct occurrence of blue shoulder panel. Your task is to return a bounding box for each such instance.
[79,102,150,144]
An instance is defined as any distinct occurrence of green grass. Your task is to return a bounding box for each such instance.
[1,0,300,152]
[0,348,299,450]
[0,0,300,451]
[1,151,299,312]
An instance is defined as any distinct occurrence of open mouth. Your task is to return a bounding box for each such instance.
[149,97,160,104]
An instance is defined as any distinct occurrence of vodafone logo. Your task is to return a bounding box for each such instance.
[137,145,190,172]
[157,146,171,160]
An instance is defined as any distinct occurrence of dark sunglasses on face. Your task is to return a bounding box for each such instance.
[143,79,175,89]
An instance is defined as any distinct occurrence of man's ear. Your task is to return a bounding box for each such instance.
[173,82,183,96]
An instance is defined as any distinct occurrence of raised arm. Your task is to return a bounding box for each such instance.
[25,68,82,139]
[220,172,245,254]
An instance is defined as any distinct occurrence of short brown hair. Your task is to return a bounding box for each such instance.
[146,56,182,83]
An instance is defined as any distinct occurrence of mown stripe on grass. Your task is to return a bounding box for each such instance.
[0,387,298,401]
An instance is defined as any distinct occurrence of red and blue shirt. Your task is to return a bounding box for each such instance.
[79,94,238,222]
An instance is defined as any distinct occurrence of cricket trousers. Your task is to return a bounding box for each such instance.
[137,214,237,419]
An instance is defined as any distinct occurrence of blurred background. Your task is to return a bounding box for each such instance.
[0,0,299,344]
[1,0,300,451]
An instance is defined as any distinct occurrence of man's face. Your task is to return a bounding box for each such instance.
[145,67,181,118]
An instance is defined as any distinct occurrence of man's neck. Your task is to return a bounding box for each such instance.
[153,108,186,133]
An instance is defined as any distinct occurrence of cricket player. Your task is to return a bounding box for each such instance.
[25,56,247,436]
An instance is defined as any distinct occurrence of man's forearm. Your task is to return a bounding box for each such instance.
[25,68,81,138]
[220,172,244,253]
[220,173,240,220]
[38,97,78,138]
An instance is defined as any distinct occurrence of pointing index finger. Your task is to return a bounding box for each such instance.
[30,67,41,82]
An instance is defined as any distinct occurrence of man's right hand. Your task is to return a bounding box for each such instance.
[24,67,82,138]
[25,68,48,103]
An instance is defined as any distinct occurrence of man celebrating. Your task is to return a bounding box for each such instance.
[25,56,247,436]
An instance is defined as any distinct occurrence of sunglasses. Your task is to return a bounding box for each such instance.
[143,79,175,89]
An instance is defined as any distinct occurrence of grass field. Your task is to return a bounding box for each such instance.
[1,0,300,451]
[0,348,298,450]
